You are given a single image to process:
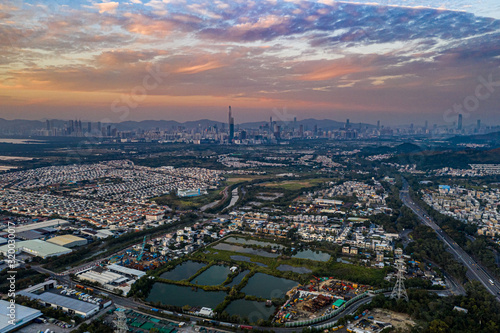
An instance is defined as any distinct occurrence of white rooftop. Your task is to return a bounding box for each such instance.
[0,299,42,333]
[0,239,72,258]
[107,264,146,278]
[7,219,69,233]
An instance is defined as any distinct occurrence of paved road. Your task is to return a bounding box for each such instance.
[200,186,230,212]
[400,178,500,300]
[400,228,413,249]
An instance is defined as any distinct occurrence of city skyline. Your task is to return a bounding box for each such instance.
[1,0,500,124]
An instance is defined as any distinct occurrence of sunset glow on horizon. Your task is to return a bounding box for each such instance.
[2,0,500,125]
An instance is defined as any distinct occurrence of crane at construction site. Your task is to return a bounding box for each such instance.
[137,235,147,261]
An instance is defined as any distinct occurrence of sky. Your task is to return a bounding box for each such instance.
[1,0,500,126]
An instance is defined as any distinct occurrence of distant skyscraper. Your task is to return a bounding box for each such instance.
[377,120,380,130]
[88,122,92,133]
[269,116,273,133]
[97,121,102,132]
[345,119,350,129]
[228,106,234,143]
[425,120,428,129]
[294,117,297,129]
[458,114,463,130]
[477,119,481,130]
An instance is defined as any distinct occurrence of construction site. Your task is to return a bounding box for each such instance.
[105,236,168,271]
[274,277,372,324]
[76,236,169,295]
[346,309,415,333]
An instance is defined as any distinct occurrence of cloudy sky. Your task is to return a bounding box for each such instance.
[1,0,500,125]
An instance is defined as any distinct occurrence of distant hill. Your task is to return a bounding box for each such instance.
[0,117,375,133]
[0,118,44,132]
[361,142,426,156]
[448,131,500,144]
[389,147,500,170]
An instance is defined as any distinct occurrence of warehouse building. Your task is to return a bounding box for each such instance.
[19,281,100,319]
[0,239,72,259]
[0,300,42,333]
[19,292,99,318]
[107,264,146,279]
[77,269,127,285]
[5,219,70,232]
[47,235,87,248]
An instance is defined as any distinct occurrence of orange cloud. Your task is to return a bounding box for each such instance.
[299,64,371,81]
[174,61,225,74]
[95,50,168,66]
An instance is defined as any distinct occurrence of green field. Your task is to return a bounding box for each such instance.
[224,175,270,186]
[258,178,329,190]
[152,188,224,210]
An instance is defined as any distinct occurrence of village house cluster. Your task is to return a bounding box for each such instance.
[423,185,500,237]
[432,164,500,177]
[0,189,164,228]
[0,160,223,205]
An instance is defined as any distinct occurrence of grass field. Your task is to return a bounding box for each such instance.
[258,178,329,190]
[224,175,269,186]
[152,188,224,210]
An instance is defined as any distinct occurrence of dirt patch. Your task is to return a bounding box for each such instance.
[370,308,415,331]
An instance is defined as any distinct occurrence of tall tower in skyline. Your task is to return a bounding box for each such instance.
[228,106,234,143]
[477,119,481,130]
[458,114,463,130]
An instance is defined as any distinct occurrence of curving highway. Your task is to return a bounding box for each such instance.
[400,178,500,300]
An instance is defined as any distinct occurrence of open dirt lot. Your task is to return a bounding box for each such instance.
[371,308,415,331]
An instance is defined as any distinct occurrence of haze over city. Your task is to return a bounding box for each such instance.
[1,0,500,125]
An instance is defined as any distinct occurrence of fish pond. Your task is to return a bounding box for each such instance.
[241,273,299,299]
[191,265,231,286]
[147,283,226,308]
[160,261,206,280]
[224,299,276,323]
[213,243,278,258]
[230,255,268,267]
[276,265,312,274]
[292,249,331,262]
[224,236,285,249]
[226,269,250,287]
